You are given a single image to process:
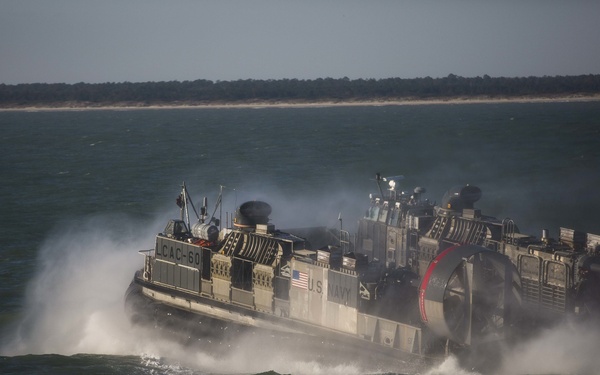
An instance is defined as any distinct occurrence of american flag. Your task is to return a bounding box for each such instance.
[292,269,308,290]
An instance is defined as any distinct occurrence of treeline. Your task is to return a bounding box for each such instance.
[1,74,599,106]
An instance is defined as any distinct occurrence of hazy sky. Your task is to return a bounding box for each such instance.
[2,1,599,84]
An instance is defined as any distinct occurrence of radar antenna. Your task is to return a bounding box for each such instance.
[375,173,405,198]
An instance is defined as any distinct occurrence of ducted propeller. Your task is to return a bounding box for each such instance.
[419,244,522,345]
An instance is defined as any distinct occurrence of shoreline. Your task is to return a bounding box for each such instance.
[1,95,599,112]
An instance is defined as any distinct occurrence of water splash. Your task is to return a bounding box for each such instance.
[0,214,155,356]
[496,318,600,375]
[423,356,481,375]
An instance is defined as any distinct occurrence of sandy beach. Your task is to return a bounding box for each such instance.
[1,95,599,112]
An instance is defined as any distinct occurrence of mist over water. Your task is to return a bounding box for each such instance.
[497,318,600,375]
[0,214,149,356]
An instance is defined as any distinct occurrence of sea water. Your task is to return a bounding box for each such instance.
[1,102,600,374]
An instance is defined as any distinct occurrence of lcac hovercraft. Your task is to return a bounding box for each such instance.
[125,178,599,363]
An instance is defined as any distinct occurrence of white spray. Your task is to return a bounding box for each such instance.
[1,214,153,356]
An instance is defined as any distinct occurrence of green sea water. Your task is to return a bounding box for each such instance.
[1,102,599,374]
